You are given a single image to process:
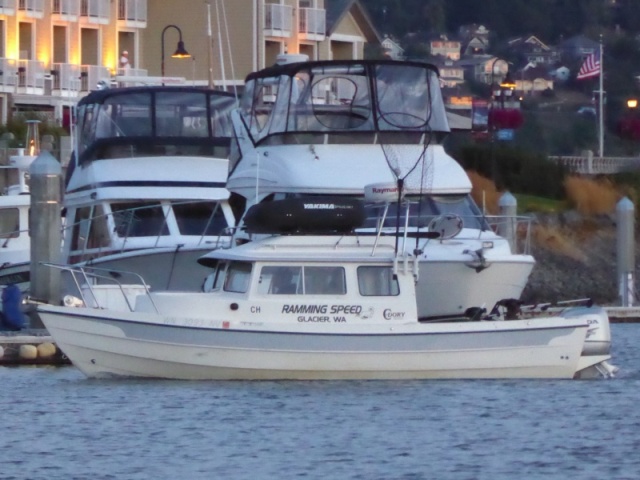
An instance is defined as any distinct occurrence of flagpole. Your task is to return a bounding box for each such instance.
[599,35,604,158]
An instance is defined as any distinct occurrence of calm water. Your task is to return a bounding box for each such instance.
[1,324,639,480]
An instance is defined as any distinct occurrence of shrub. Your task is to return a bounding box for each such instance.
[563,176,621,215]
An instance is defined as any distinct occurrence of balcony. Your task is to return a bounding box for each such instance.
[0,58,18,93]
[264,3,292,38]
[0,0,16,16]
[80,0,109,24]
[18,0,44,18]
[299,7,325,41]
[53,0,80,21]
[50,63,82,97]
[16,59,45,94]
[118,0,146,28]
[80,65,111,92]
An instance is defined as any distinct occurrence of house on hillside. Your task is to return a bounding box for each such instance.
[429,35,461,60]
[459,24,490,55]
[517,65,554,95]
[381,35,405,60]
[431,57,465,88]
[507,35,558,66]
[458,55,510,85]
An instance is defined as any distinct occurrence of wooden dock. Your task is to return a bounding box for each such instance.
[0,329,69,365]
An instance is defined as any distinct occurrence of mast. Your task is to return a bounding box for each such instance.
[207,1,215,88]
[598,36,604,158]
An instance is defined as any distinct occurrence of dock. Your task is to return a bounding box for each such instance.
[0,329,69,365]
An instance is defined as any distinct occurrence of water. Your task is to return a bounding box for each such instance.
[1,324,639,480]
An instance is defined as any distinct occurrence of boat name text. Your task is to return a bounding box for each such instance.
[282,304,362,315]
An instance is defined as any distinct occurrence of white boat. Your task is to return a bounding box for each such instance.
[62,86,238,291]
[226,58,535,321]
[0,152,40,295]
[36,199,616,380]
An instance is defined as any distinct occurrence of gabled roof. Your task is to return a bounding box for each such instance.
[326,0,381,43]
[508,35,550,51]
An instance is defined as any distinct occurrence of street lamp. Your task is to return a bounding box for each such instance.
[161,24,191,82]
[488,68,522,187]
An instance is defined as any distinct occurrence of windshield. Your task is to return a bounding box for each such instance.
[240,61,449,144]
[363,194,489,231]
[76,89,236,163]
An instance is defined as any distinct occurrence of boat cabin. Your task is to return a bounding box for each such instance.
[132,235,419,325]
[236,59,448,151]
[72,86,237,169]
[63,86,239,265]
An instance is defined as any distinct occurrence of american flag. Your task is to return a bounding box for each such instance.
[577,52,601,80]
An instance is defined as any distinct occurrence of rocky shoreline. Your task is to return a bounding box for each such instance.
[519,211,622,306]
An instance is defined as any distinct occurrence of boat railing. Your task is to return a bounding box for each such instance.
[364,209,534,255]
[63,199,233,262]
[40,262,159,313]
[484,214,534,255]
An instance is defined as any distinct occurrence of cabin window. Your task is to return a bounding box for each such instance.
[87,205,110,248]
[260,266,301,294]
[172,201,227,236]
[156,91,209,138]
[97,93,152,138]
[258,266,345,295]
[357,266,399,296]
[202,260,225,292]
[303,266,345,294]
[224,261,252,293]
[310,75,372,130]
[210,94,236,137]
[111,202,169,238]
[0,208,19,238]
[70,206,92,251]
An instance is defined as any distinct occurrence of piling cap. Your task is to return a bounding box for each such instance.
[498,191,517,207]
[30,151,61,176]
[617,196,635,212]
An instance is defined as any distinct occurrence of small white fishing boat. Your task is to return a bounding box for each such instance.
[35,199,616,380]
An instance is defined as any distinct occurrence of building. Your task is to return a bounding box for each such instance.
[0,0,148,123]
[0,0,379,125]
[381,34,403,60]
[142,0,380,91]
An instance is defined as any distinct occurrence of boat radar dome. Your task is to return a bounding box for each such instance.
[275,54,309,66]
[364,183,402,203]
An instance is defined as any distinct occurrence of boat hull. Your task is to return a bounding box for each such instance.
[416,257,534,319]
[38,305,596,380]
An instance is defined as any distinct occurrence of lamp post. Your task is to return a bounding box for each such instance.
[161,24,191,84]
[488,63,520,187]
[618,98,640,154]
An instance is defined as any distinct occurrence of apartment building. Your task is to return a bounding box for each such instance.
[0,0,147,123]
[142,0,379,90]
[0,0,378,124]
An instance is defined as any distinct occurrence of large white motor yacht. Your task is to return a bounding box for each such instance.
[63,86,238,291]
[226,58,535,321]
